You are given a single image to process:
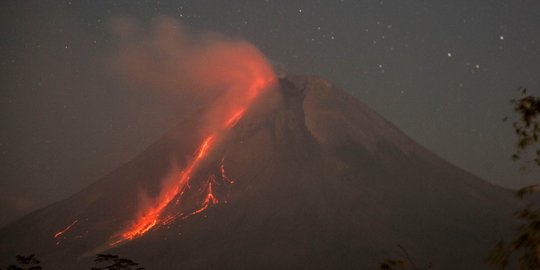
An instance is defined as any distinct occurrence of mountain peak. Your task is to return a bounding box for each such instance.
[273,74,418,155]
[0,75,518,270]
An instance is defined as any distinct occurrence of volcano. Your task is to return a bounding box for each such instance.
[0,75,519,269]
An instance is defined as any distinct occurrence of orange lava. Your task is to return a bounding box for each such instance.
[224,109,246,128]
[113,135,216,244]
[189,181,219,216]
[220,157,235,184]
[110,60,275,246]
[54,219,78,239]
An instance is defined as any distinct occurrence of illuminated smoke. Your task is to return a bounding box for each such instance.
[110,16,276,134]
[107,16,276,246]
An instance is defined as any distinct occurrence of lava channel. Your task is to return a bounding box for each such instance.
[110,74,275,246]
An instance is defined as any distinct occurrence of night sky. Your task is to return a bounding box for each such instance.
[1,0,539,225]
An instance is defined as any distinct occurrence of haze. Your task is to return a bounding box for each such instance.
[1,0,539,227]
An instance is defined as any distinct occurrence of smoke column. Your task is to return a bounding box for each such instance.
[108,16,276,245]
[111,16,276,131]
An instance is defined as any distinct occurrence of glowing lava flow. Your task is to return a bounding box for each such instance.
[189,181,219,216]
[112,135,216,244]
[111,74,275,246]
[220,158,235,184]
[225,109,246,128]
[54,219,79,239]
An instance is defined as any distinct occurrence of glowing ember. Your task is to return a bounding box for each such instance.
[220,158,235,184]
[225,109,246,128]
[196,135,215,159]
[53,219,78,239]
[189,181,219,216]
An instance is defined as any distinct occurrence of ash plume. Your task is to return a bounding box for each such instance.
[109,16,276,136]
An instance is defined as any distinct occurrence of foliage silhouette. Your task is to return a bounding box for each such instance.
[2,254,42,270]
[486,88,540,269]
[505,87,540,168]
[91,254,145,270]
[378,245,432,270]
[486,184,540,269]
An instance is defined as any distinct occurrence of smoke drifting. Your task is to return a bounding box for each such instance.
[106,16,276,245]
[110,16,276,135]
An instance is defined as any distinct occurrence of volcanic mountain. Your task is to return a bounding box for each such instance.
[0,75,519,269]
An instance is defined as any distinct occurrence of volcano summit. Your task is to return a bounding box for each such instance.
[0,75,518,269]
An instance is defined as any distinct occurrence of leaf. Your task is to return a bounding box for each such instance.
[516,185,540,199]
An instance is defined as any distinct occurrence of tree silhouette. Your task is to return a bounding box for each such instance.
[486,185,540,269]
[3,254,42,270]
[378,245,432,270]
[91,254,145,270]
[506,87,540,167]
[486,87,540,269]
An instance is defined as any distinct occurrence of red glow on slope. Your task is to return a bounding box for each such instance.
[54,219,78,239]
[113,135,216,244]
[220,158,235,184]
[54,219,79,246]
[109,19,276,246]
[225,109,246,128]
[111,71,275,246]
[196,136,215,159]
[189,181,219,216]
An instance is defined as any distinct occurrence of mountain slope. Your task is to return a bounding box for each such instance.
[0,75,518,269]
